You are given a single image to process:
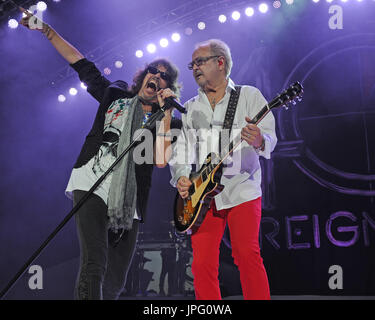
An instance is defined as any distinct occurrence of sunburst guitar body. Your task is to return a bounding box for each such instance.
[174,152,224,234]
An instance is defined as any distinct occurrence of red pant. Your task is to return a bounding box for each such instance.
[191,197,270,300]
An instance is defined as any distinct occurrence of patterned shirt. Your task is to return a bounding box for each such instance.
[66,98,141,219]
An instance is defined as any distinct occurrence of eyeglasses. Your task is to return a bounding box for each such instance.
[147,66,171,82]
[187,55,220,70]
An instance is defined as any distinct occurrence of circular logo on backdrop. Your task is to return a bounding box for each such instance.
[277,33,375,196]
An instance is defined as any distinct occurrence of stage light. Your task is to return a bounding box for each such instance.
[326,0,333,3]
[58,94,66,102]
[185,27,193,35]
[146,43,156,53]
[36,1,47,11]
[104,67,111,75]
[312,0,320,3]
[160,38,169,47]
[231,11,241,21]
[53,0,61,2]
[69,88,77,96]
[340,0,348,2]
[80,82,87,89]
[171,33,181,42]
[114,60,123,68]
[8,19,18,29]
[259,3,268,13]
[197,22,206,30]
[245,7,254,17]
[135,50,143,58]
[286,0,294,5]
[273,1,281,8]
[218,14,227,23]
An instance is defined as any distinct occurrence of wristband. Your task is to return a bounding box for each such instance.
[254,136,265,151]
[42,23,53,40]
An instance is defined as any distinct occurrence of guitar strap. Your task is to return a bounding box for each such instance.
[212,85,242,216]
[219,85,242,155]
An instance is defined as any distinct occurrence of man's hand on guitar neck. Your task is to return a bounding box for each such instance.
[177,176,192,199]
[241,116,265,151]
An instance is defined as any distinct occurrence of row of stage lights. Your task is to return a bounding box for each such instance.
[70,0,373,61]
[135,2,281,59]
[136,0,372,56]
[3,0,371,102]
[7,0,371,30]
[56,0,371,103]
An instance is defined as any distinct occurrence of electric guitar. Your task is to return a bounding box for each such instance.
[173,82,304,233]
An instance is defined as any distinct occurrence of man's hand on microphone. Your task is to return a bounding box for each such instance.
[177,176,192,199]
[157,88,177,115]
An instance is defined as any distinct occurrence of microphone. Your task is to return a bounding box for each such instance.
[163,97,187,114]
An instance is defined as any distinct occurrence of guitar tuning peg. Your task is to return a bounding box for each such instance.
[283,105,289,110]
[292,100,297,105]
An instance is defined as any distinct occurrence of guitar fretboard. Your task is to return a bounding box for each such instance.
[218,102,271,161]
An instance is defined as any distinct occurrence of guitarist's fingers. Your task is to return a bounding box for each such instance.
[177,185,190,193]
[241,130,256,145]
[180,191,189,199]
[241,126,253,137]
[178,176,192,187]
[241,134,254,144]
[179,182,192,189]
[245,123,260,132]
[242,125,260,140]
[245,116,253,123]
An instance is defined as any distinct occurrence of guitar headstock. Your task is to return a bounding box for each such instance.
[271,82,304,110]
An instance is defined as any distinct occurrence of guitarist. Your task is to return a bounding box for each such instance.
[169,39,277,300]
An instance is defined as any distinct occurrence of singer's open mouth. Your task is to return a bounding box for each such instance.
[146,79,159,92]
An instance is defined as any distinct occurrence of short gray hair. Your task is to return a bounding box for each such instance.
[195,39,233,78]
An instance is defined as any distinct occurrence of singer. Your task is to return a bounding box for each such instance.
[20,9,182,300]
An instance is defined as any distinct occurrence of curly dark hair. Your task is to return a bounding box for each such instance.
[130,58,182,100]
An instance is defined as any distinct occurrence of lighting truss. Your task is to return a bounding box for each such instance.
[47,0,262,87]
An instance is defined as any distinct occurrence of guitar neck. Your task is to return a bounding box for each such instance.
[218,102,271,163]
[249,104,271,125]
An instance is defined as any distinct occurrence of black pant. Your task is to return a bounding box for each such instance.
[73,190,139,300]
[159,248,177,295]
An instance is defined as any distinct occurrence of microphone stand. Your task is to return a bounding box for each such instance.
[0,104,170,299]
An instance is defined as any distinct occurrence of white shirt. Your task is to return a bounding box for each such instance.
[169,79,277,210]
